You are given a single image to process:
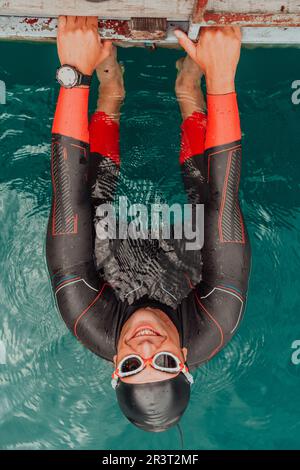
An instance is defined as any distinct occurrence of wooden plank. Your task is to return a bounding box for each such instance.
[1,0,300,31]
[242,27,300,45]
[205,1,300,14]
[1,0,300,21]
[0,0,196,21]
[0,16,188,42]
[192,0,209,23]
[201,12,300,26]
[1,17,300,46]
[191,0,300,25]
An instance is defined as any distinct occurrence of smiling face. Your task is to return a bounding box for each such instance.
[114,307,187,384]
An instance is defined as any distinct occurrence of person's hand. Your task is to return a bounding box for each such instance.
[174,27,241,94]
[57,16,112,76]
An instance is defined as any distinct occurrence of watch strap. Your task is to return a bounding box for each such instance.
[77,73,92,87]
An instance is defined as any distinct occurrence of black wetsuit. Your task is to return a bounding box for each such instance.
[46,88,251,370]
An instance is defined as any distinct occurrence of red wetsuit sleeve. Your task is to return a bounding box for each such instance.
[205,93,241,150]
[89,111,120,165]
[52,87,90,143]
[180,111,207,163]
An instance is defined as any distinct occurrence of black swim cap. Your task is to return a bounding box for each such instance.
[115,374,190,433]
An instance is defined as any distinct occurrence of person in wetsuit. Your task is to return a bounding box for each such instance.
[46,16,251,433]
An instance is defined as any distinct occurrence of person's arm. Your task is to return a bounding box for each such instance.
[195,91,251,357]
[46,16,118,360]
[176,27,251,366]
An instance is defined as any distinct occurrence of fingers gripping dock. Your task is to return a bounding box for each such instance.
[1,1,300,45]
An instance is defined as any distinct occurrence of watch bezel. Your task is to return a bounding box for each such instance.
[56,65,79,89]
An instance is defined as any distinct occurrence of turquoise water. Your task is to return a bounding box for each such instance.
[1,41,300,450]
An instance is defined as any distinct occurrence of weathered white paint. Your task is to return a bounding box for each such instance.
[1,16,300,45]
[207,1,300,14]
[242,27,300,45]
[0,16,188,42]
[191,0,300,25]
[1,0,300,20]
[0,0,196,20]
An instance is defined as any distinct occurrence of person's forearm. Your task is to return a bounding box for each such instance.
[202,90,249,291]
[52,87,90,142]
[47,86,93,276]
[205,92,241,150]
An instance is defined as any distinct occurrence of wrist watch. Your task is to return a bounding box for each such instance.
[56,65,92,88]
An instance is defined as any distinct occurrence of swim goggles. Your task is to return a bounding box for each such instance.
[111,351,194,389]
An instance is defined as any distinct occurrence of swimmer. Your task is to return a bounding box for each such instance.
[46,16,251,433]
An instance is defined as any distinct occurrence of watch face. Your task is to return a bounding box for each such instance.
[57,66,78,88]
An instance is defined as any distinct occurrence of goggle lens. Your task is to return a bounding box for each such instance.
[154,353,178,369]
[120,356,142,374]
